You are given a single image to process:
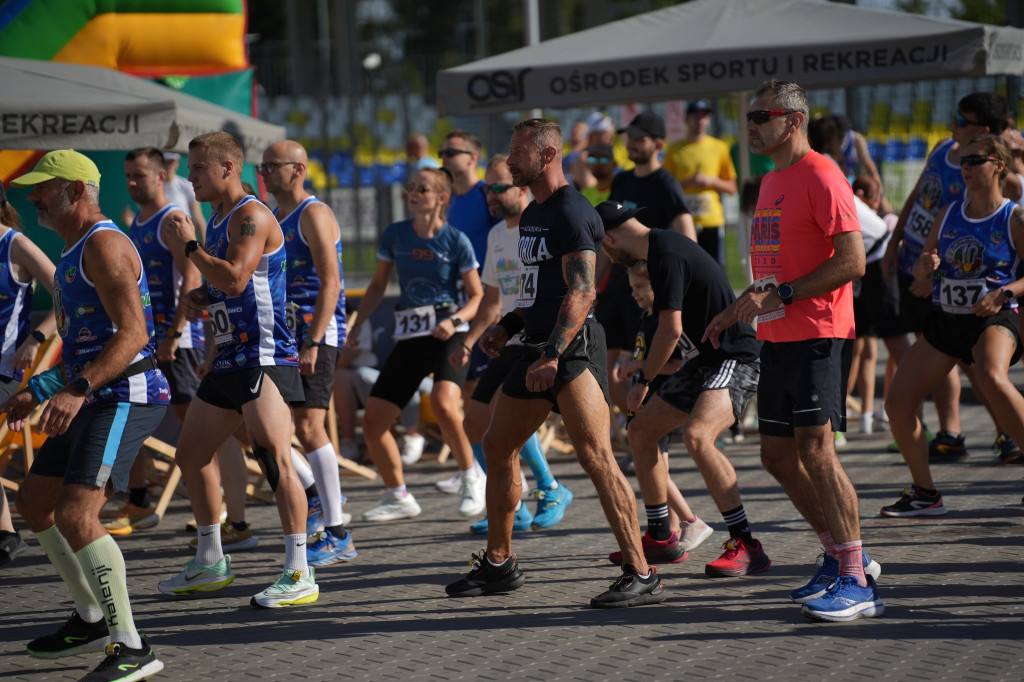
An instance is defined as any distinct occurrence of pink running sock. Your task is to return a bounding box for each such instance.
[835,540,867,586]
[818,530,836,558]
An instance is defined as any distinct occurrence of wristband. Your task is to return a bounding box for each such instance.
[497,312,524,337]
[28,366,66,403]
[31,329,46,343]
[634,370,653,387]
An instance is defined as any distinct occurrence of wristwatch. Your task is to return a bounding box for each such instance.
[450,316,463,327]
[31,330,46,343]
[69,376,92,397]
[776,282,795,306]
[634,369,653,387]
[168,329,183,339]
[303,334,319,348]
[1002,288,1015,302]
[541,344,559,359]
[184,240,200,258]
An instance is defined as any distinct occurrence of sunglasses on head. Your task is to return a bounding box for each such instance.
[954,111,983,128]
[438,148,472,158]
[587,156,611,164]
[404,183,431,195]
[959,154,999,167]
[484,183,514,194]
[746,109,799,124]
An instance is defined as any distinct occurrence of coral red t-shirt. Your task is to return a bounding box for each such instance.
[750,151,860,343]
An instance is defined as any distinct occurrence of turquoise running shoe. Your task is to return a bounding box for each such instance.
[532,482,573,529]
[470,504,534,535]
[158,556,234,596]
[251,568,319,608]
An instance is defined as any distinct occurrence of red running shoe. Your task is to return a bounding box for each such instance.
[704,537,771,577]
[608,530,688,565]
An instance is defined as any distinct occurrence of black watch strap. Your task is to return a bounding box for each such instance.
[184,240,200,258]
[31,330,46,343]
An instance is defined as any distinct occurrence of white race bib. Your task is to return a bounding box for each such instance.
[514,266,538,308]
[939,278,986,314]
[207,301,233,345]
[678,330,701,361]
[393,306,437,340]
[905,205,933,245]
[285,301,300,333]
[752,275,785,323]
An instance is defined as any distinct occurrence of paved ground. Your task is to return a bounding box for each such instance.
[2,370,1023,681]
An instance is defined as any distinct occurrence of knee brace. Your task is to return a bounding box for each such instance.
[252,444,280,492]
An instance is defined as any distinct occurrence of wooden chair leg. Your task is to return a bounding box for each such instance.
[153,465,181,519]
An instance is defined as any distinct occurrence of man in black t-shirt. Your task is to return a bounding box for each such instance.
[600,111,695,416]
[597,201,772,579]
[445,119,666,609]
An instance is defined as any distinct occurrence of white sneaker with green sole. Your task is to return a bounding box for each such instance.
[158,556,235,596]
[250,567,320,608]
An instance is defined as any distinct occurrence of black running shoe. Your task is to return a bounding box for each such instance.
[929,431,968,462]
[994,433,1024,465]
[445,550,525,597]
[0,529,28,566]
[591,565,667,609]
[80,637,164,682]
[26,611,110,659]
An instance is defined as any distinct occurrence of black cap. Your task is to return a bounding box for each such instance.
[596,201,643,231]
[617,111,666,139]
[686,99,712,116]
[586,142,615,159]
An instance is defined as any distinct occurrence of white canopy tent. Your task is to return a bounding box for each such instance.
[0,56,285,163]
[437,0,1024,115]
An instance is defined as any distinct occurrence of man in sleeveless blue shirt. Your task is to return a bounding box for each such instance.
[261,139,356,567]
[4,149,167,679]
[158,132,319,610]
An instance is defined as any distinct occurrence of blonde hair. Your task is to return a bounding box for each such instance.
[189,131,244,168]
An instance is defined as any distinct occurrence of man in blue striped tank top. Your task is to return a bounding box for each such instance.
[4,149,167,679]
[157,132,319,610]
[261,140,356,567]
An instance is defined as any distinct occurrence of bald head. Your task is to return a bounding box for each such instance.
[260,139,308,196]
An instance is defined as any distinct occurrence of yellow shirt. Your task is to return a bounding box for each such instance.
[663,135,736,229]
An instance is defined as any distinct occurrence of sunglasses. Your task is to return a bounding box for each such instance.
[484,183,515,194]
[746,109,799,124]
[959,154,1000,167]
[404,183,432,195]
[255,161,298,175]
[954,111,983,128]
[587,156,611,164]
[438,148,472,158]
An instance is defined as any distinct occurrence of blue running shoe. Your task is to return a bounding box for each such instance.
[306,529,357,566]
[531,482,573,529]
[791,550,882,604]
[470,504,534,535]
[306,495,324,535]
[801,575,884,622]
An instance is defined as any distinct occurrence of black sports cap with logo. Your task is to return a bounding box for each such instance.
[595,200,644,231]
[617,111,666,140]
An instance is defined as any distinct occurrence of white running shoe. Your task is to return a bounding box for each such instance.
[436,472,462,494]
[400,433,427,465]
[250,568,319,608]
[458,474,487,517]
[362,492,422,522]
[678,517,714,551]
[158,556,234,595]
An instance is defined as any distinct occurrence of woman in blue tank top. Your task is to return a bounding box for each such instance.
[0,190,57,565]
[346,168,484,522]
[884,135,1024,517]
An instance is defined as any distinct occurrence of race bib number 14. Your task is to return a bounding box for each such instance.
[514,266,538,308]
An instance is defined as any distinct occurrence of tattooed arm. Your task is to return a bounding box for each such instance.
[525,249,596,392]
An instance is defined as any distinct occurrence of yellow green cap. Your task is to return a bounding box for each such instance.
[10,149,100,189]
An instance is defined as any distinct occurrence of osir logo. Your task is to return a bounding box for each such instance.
[466,69,532,106]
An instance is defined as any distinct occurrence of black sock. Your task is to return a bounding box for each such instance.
[232,520,248,531]
[128,487,149,508]
[305,483,319,499]
[645,503,671,541]
[722,505,754,544]
[915,486,939,497]
[326,523,347,539]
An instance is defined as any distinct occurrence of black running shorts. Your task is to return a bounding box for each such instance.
[758,338,852,437]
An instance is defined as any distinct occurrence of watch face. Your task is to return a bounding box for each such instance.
[542,345,558,358]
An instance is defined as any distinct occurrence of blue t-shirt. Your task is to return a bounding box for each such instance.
[53,222,169,406]
[377,220,478,310]
[205,196,298,372]
[447,180,500,268]
[276,196,347,347]
[128,203,205,349]
[0,229,33,381]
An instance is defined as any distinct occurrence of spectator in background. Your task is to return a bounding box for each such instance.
[162,152,208,240]
[571,112,616,191]
[833,115,883,191]
[562,120,589,186]
[580,142,617,207]
[406,133,440,170]
[664,99,738,268]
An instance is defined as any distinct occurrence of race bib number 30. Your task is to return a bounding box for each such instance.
[940,278,986,314]
[394,306,436,340]
[752,275,785,324]
[207,301,233,345]
[514,266,538,308]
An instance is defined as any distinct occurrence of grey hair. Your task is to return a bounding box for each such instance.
[512,118,563,154]
[755,79,809,132]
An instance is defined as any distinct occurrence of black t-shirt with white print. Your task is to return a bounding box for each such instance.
[516,185,603,337]
[646,229,760,363]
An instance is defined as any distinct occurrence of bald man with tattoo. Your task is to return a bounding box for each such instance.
[445,118,666,609]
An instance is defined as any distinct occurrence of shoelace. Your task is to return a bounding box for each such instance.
[607,572,635,592]
[720,539,740,557]
[822,575,857,597]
